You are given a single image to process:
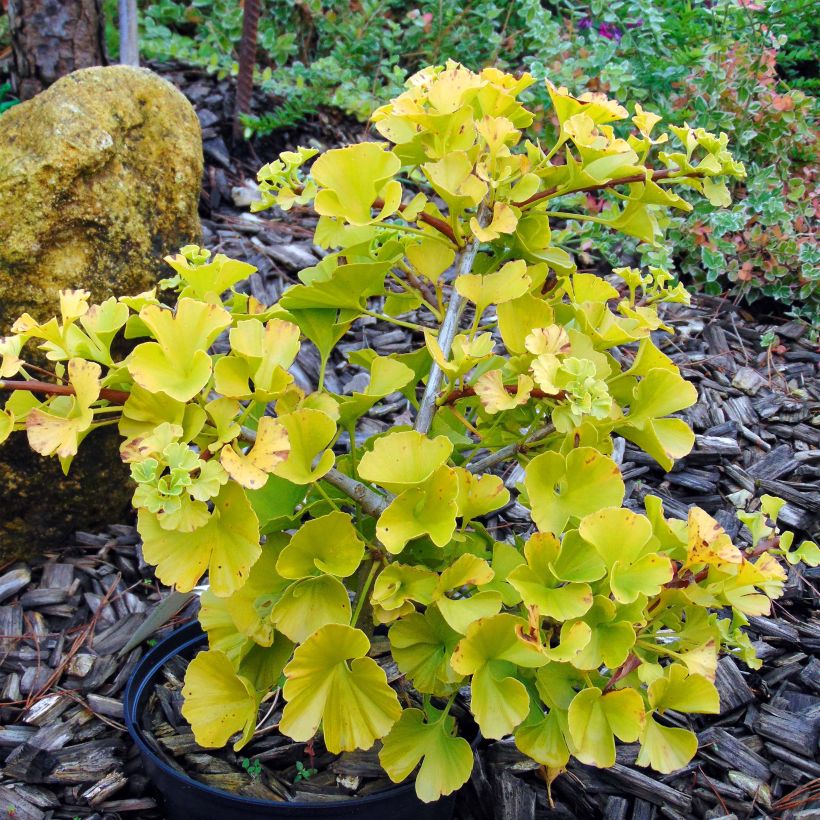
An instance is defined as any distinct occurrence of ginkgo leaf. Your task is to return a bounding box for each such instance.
[524,447,624,536]
[376,466,459,553]
[470,202,519,242]
[312,143,402,225]
[127,299,231,402]
[525,325,571,356]
[474,370,533,414]
[389,607,464,696]
[567,687,645,768]
[578,508,673,603]
[358,430,453,493]
[507,533,594,621]
[615,369,697,471]
[454,469,510,524]
[271,575,352,643]
[406,236,455,281]
[211,535,290,646]
[497,293,555,355]
[569,596,637,671]
[451,614,546,738]
[647,664,719,715]
[26,358,101,458]
[515,708,571,768]
[635,716,697,774]
[276,511,364,579]
[685,507,743,570]
[455,260,531,318]
[219,416,290,490]
[181,650,258,751]
[214,318,300,401]
[280,624,402,752]
[422,151,487,212]
[372,564,438,611]
[270,409,336,484]
[138,481,260,597]
[380,707,474,803]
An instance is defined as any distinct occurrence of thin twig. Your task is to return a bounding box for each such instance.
[323,467,391,518]
[467,424,555,474]
[414,206,488,434]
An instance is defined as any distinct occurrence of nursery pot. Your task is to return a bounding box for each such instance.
[124,622,466,820]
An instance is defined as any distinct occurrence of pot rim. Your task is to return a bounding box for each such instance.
[123,620,431,811]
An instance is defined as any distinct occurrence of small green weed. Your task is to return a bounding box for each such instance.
[293,760,317,784]
[241,757,262,780]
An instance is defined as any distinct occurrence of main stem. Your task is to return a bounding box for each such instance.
[414,206,487,435]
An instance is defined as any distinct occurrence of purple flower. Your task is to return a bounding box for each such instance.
[625,18,644,29]
[578,16,592,30]
[598,21,622,41]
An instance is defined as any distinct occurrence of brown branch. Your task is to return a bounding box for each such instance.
[373,196,458,245]
[0,379,130,405]
[440,384,565,405]
[513,166,701,209]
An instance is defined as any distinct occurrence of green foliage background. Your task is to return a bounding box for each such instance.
[120,1,819,321]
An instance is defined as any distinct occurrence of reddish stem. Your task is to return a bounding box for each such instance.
[440,384,565,405]
[0,379,130,405]
[512,166,701,209]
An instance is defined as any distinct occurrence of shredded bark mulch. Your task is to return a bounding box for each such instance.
[0,62,818,820]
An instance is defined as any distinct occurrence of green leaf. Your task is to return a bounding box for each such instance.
[578,508,673,603]
[648,664,720,714]
[182,650,258,751]
[567,687,645,768]
[380,707,473,803]
[358,430,453,493]
[389,607,464,696]
[496,293,554,355]
[276,511,364,579]
[138,481,260,597]
[454,469,510,524]
[271,409,336,484]
[569,596,637,671]
[451,614,546,738]
[312,142,402,226]
[372,564,438,612]
[376,466,459,553]
[280,624,402,752]
[455,260,531,318]
[515,708,571,768]
[507,533,593,621]
[524,447,624,536]
[271,575,352,643]
[635,716,697,774]
[246,474,306,533]
[126,299,231,402]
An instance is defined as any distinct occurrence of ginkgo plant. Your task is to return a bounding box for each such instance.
[1,62,817,805]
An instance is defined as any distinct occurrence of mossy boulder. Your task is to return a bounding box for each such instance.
[0,65,203,560]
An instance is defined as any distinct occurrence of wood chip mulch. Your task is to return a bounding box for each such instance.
[0,62,818,820]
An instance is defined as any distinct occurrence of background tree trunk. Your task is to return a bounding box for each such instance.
[8,0,106,100]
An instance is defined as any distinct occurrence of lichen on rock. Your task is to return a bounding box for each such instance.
[0,65,203,560]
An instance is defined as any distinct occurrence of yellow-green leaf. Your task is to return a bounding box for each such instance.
[380,707,473,803]
[138,481,260,597]
[280,624,402,752]
[181,650,258,751]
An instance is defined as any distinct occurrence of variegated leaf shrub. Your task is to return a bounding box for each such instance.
[1,63,817,803]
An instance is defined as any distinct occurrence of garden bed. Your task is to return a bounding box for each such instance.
[0,286,817,819]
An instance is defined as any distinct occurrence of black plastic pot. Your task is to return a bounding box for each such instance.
[124,622,463,820]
